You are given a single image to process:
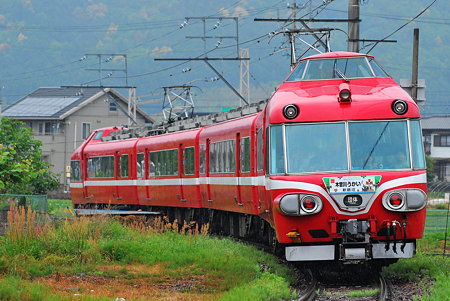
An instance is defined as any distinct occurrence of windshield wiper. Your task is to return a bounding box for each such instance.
[362,122,390,169]
[333,60,349,82]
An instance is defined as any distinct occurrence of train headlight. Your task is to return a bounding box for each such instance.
[388,193,404,209]
[338,83,352,102]
[392,99,408,115]
[283,104,299,119]
[382,189,427,212]
[279,193,323,216]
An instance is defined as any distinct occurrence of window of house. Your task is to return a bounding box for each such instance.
[209,140,235,174]
[137,153,145,178]
[149,149,178,176]
[119,154,129,178]
[87,156,114,178]
[70,160,81,182]
[434,134,450,147]
[109,102,117,112]
[240,137,251,173]
[82,123,91,139]
[37,121,62,135]
[184,147,195,175]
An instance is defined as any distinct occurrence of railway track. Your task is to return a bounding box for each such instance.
[303,268,395,301]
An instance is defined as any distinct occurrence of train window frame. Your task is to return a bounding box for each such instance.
[136,153,145,178]
[183,146,195,175]
[149,149,179,177]
[70,160,81,182]
[118,154,129,178]
[240,137,251,173]
[209,140,236,174]
[87,155,114,178]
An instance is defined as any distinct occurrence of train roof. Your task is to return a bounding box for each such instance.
[299,51,372,61]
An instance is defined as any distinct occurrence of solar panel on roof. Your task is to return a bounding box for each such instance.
[3,97,81,117]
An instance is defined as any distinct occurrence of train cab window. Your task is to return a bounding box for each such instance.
[184,147,195,175]
[210,140,235,174]
[70,160,81,182]
[199,144,206,174]
[87,156,114,178]
[257,130,264,171]
[93,131,104,140]
[137,153,145,178]
[240,137,251,173]
[349,121,410,170]
[410,120,426,169]
[285,123,348,173]
[119,154,129,178]
[149,149,178,176]
[269,126,284,174]
[287,57,388,82]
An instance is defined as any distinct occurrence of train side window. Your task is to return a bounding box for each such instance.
[70,160,81,182]
[137,153,145,178]
[150,149,178,176]
[87,156,114,178]
[240,137,250,173]
[210,140,235,174]
[184,147,195,175]
[257,129,264,171]
[119,154,129,178]
[199,144,206,174]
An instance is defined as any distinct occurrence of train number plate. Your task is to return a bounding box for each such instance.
[323,176,381,195]
[343,195,363,206]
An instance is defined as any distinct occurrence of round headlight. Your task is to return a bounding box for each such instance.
[392,99,408,115]
[388,192,404,209]
[339,89,351,101]
[283,104,299,119]
[301,195,319,213]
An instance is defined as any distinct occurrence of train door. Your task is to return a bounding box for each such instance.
[256,128,267,212]
[238,135,253,211]
[199,142,209,205]
[116,152,131,203]
[136,152,148,205]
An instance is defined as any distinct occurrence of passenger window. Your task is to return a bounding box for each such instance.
[150,149,179,176]
[184,147,195,175]
[137,153,145,178]
[119,154,129,178]
[199,144,206,174]
[240,137,251,173]
[257,130,264,171]
[70,160,81,181]
[87,156,114,178]
[209,140,235,173]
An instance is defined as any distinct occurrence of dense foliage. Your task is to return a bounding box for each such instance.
[0,117,59,194]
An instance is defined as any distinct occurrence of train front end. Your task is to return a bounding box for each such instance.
[266,52,427,264]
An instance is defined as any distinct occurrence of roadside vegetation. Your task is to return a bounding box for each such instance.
[0,205,298,300]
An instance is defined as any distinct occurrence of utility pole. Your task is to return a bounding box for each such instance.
[411,28,419,102]
[348,0,360,52]
[239,49,250,106]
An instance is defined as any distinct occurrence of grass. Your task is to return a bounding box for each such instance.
[383,230,450,300]
[0,206,297,300]
[47,199,73,217]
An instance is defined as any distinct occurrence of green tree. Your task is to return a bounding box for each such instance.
[425,155,436,182]
[0,117,59,194]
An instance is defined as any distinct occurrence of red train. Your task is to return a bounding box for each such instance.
[70,52,427,265]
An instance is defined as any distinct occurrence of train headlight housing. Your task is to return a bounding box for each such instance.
[283,104,299,119]
[382,189,427,212]
[279,193,323,216]
[392,99,408,115]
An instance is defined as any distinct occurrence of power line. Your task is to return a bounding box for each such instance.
[365,0,438,54]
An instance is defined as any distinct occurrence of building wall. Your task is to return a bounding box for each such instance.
[28,93,149,197]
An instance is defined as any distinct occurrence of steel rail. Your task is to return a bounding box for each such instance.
[378,273,393,301]
[297,269,317,301]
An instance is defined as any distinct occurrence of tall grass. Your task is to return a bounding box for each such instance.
[0,208,296,300]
